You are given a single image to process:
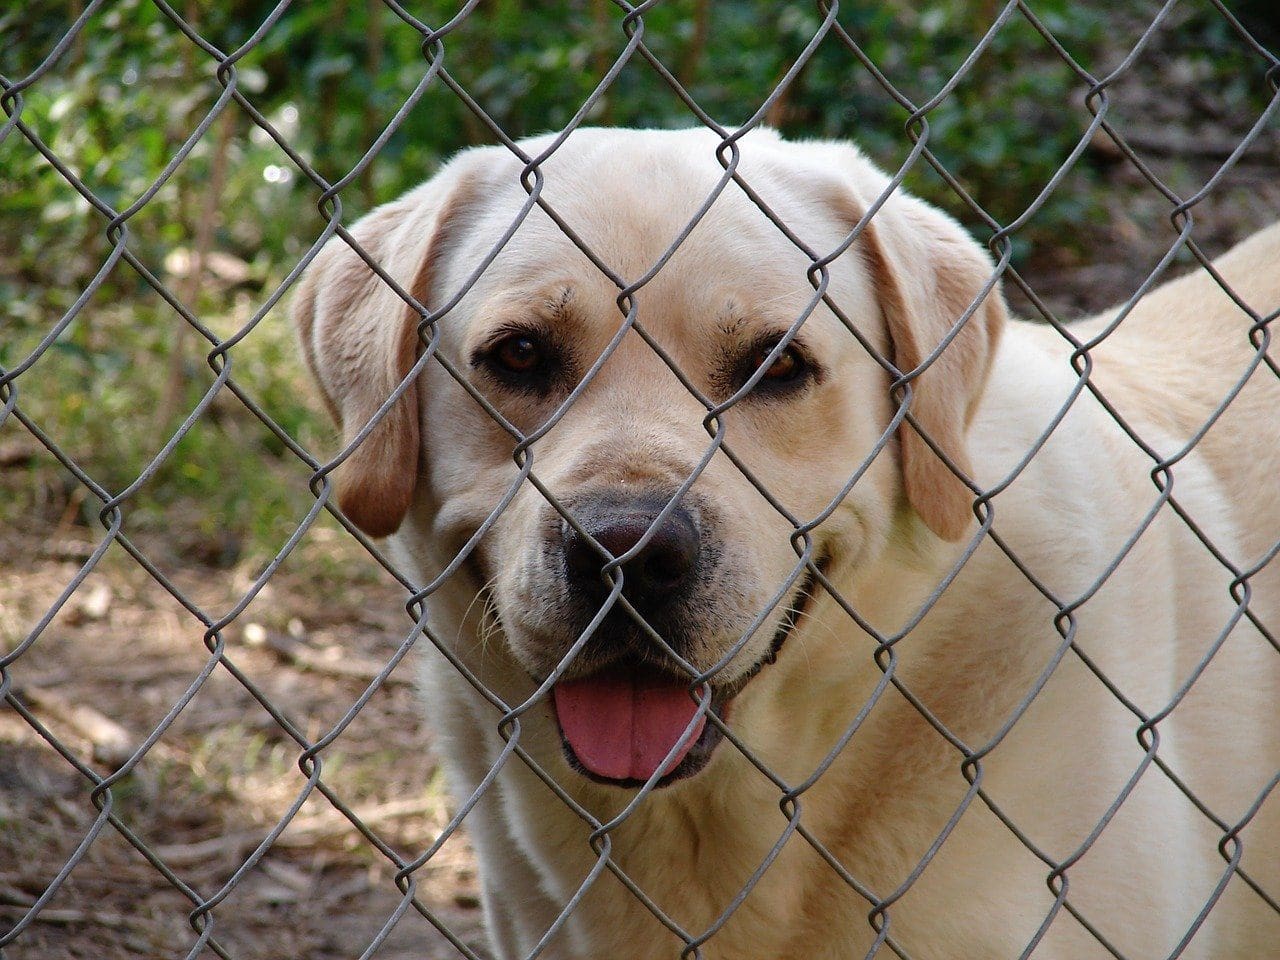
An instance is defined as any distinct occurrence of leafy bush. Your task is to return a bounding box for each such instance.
[1,0,1275,552]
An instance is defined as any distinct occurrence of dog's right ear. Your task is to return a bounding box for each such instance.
[292,160,481,538]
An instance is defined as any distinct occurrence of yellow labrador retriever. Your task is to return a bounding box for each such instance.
[293,127,1280,959]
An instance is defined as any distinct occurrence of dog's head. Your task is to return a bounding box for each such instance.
[293,127,1005,787]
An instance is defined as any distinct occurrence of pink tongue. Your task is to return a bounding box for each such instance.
[552,668,706,782]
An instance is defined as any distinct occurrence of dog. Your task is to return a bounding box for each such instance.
[293,126,1280,959]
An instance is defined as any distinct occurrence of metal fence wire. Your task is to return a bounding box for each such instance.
[2,1,1279,958]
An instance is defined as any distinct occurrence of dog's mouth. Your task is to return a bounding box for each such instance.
[550,552,829,788]
[552,663,727,788]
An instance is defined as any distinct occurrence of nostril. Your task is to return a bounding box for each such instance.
[565,517,647,585]
[642,552,681,589]
[633,522,698,594]
[562,502,700,601]
[564,525,617,584]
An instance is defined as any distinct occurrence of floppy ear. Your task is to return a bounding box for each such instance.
[292,161,480,537]
[831,151,1007,541]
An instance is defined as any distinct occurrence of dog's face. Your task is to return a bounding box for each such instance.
[294,127,1004,787]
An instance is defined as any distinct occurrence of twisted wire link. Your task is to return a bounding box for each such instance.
[1,1,1277,958]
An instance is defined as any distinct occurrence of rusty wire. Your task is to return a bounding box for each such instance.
[2,1,1279,959]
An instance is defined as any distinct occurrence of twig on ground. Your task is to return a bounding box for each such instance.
[15,686,135,766]
[251,628,412,686]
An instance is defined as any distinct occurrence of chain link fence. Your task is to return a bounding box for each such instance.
[2,2,1279,958]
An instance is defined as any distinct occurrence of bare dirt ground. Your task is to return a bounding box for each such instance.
[0,517,487,960]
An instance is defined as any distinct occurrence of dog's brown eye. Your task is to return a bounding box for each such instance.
[754,345,804,382]
[728,336,818,400]
[475,329,568,392]
[492,334,544,374]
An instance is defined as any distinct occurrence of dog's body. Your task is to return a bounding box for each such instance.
[294,127,1280,958]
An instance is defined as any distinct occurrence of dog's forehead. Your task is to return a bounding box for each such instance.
[459,131,851,273]
[443,140,876,351]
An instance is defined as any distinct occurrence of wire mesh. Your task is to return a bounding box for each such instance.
[1,2,1278,959]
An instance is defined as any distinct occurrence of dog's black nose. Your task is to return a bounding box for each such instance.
[564,498,700,603]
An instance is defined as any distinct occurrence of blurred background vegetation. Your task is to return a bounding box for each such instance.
[1,0,1277,561]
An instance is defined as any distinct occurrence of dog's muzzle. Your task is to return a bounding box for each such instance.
[560,491,701,623]
[546,491,826,787]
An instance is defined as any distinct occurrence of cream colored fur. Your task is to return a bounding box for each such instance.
[293,127,1280,959]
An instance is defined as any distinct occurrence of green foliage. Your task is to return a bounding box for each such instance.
[0,286,326,553]
[1,1,1274,553]
[0,1,1118,285]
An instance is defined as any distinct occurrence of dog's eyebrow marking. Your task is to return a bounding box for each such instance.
[717,292,811,341]
[535,283,579,333]
[550,284,575,312]
[719,305,748,340]
[530,284,572,317]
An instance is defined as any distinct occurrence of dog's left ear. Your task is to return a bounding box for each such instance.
[292,160,481,537]
[830,153,1007,541]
